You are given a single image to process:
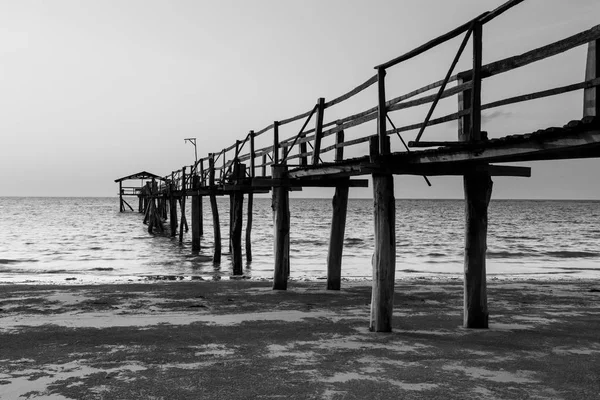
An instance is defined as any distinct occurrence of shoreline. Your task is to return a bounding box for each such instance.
[1,279,599,398]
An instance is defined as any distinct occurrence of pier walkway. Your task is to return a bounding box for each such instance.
[116,0,600,332]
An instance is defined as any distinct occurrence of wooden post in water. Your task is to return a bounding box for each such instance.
[369,134,396,332]
[143,182,151,225]
[584,39,599,117]
[209,154,221,263]
[327,129,349,290]
[119,181,124,212]
[169,173,177,237]
[246,131,255,263]
[231,162,246,275]
[199,159,204,236]
[191,175,201,251]
[272,164,290,290]
[460,21,491,329]
[179,167,187,243]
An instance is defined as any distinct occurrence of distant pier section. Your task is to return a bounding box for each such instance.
[117,0,600,332]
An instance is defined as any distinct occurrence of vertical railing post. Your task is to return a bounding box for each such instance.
[273,121,280,166]
[377,67,389,155]
[119,181,123,212]
[261,155,267,177]
[584,39,599,117]
[470,21,483,141]
[249,131,255,176]
[311,97,325,165]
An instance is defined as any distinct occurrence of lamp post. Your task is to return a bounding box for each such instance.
[184,138,197,169]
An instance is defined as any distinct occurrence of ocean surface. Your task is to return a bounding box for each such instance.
[1,197,599,284]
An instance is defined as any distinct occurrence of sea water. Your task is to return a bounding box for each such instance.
[1,197,599,283]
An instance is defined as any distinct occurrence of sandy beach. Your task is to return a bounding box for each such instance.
[1,278,599,399]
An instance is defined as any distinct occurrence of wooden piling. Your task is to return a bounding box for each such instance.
[169,182,177,237]
[191,175,201,251]
[272,165,290,290]
[460,21,491,329]
[209,154,221,263]
[584,39,599,117]
[327,129,348,290]
[179,167,187,243]
[199,160,204,236]
[231,162,246,275]
[119,181,123,212]
[370,172,396,332]
[246,131,255,263]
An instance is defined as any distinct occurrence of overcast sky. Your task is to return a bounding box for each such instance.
[1,0,599,199]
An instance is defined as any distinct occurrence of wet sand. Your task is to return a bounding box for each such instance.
[1,279,599,399]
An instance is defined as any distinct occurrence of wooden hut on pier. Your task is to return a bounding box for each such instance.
[118,0,600,332]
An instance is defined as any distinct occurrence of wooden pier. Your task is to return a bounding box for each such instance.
[117,0,600,332]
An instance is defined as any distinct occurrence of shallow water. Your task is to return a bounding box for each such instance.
[0,197,599,283]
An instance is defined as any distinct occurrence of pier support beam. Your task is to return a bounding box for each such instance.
[191,175,201,251]
[327,183,349,290]
[327,130,349,290]
[463,171,492,328]
[209,155,221,263]
[231,163,246,275]
[370,173,396,332]
[246,193,253,263]
[272,165,290,290]
[169,185,177,237]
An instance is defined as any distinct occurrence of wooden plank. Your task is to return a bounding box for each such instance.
[325,75,378,108]
[312,97,325,165]
[370,172,396,332]
[374,15,481,69]
[272,165,290,290]
[584,39,599,117]
[460,25,600,81]
[479,0,525,24]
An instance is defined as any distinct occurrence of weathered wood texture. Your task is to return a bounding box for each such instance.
[377,68,389,155]
[370,173,396,332]
[584,39,599,117]
[231,163,245,275]
[312,98,325,165]
[327,184,349,290]
[179,168,187,243]
[461,28,491,328]
[191,175,201,251]
[327,130,348,290]
[209,155,221,263]
[246,193,253,263]
[272,165,290,290]
[463,171,492,328]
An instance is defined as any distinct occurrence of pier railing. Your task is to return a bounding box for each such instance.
[156,0,599,192]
